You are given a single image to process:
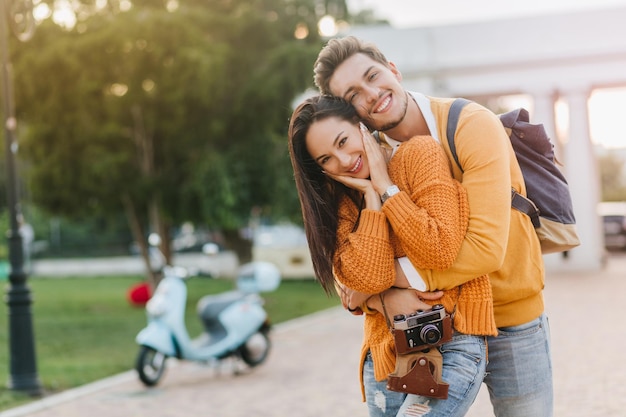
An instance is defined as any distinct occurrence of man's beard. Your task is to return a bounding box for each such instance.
[376,91,409,132]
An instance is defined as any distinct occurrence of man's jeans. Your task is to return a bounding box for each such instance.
[363,333,486,417]
[484,313,553,417]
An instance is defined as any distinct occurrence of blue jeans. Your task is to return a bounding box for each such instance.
[363,333,486,417]
[484,313,553,417]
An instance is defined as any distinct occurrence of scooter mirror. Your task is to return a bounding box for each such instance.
[148,233,161,247]
[237,261,281,293]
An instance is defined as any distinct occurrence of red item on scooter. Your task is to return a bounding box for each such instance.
[128,282,152,306]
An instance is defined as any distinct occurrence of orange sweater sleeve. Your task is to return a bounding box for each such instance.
[382,136,470,270]
[418,100,513,290]
[333,200,396,294]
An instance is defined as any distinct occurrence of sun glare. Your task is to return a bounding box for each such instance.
[33,2,52,21]
[51,0,76,29]
[318,15,338,37]
[589,87,626,149]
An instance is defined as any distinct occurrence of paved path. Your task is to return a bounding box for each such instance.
[3,254,626,417]
[467,252,626,417]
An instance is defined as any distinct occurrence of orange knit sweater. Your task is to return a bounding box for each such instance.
[333,135,497,387]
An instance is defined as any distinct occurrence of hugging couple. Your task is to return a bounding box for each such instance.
[287,36,551,417]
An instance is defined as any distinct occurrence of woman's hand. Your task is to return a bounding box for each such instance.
[325,172,382,210]
[359,123,394,196]
[326,171,372,194]
[335,281,370,315]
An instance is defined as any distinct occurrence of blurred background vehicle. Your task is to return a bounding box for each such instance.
[252,223,314,279]
[129,223,224,255]
[598,202,626,250]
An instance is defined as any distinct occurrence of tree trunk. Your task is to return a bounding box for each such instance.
[122,194,160,288]
[129,104,170,285]
[149,199,171,265]
[222,228,252,264]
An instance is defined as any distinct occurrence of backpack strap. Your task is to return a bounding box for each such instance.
[446,98,471,172]
[511,190,541,228]
[447,98,542,229]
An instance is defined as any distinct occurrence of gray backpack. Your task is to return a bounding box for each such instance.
[446,98,580,254]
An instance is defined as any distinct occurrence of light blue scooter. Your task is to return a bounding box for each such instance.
[135,254,281,387]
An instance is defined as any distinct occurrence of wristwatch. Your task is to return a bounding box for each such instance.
[381,185,400,203]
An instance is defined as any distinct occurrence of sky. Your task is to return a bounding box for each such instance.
[345,0,626,149]
[346,0,626,28]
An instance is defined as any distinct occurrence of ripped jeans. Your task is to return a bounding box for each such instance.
[363,333,486,417]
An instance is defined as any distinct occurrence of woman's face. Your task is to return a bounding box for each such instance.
[305,117,370,179]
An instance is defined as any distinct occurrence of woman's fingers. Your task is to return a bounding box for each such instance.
[326,172,371,193]
[360,128,393,194]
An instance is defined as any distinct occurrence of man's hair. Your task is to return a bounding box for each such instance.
[314,36,389,96]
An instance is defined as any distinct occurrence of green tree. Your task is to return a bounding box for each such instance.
[11,0,325,283]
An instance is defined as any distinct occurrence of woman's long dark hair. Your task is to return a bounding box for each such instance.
[288,95,362,295]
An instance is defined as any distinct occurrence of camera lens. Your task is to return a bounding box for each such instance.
[420,324,441,345]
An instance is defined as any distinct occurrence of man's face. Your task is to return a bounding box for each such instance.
[328,53,408,132]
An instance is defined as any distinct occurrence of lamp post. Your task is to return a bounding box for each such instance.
[0,0,41,394]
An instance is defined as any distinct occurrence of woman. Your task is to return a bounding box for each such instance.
[288,95,497,417]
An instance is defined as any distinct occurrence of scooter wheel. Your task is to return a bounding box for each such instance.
[240,328,271,367]
[136,345,167,386]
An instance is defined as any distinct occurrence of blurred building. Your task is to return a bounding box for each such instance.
[340,6,626,272]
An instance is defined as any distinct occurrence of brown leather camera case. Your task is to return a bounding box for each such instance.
[387,314,453,399]
[387,348,449,399]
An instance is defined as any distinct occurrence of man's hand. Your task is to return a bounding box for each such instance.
[367,287,444,319]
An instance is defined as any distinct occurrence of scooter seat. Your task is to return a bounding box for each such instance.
[197,290,247,320]
[197,290,250,341]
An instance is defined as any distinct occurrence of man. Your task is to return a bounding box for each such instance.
[314,36,552,417]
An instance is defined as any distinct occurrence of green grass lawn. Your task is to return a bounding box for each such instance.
[0,274,340,411]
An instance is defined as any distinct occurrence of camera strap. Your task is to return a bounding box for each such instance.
[379,293,392,329]
[451,285,461,322]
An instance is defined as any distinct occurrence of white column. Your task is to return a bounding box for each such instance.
[530,90,562,161]
[543,88,605,271]
[531,91,557,140]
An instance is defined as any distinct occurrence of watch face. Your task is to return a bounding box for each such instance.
[382,185,400,203]
[387,185,400,196]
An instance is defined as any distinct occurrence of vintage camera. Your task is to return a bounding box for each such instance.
[392,304,451,352]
